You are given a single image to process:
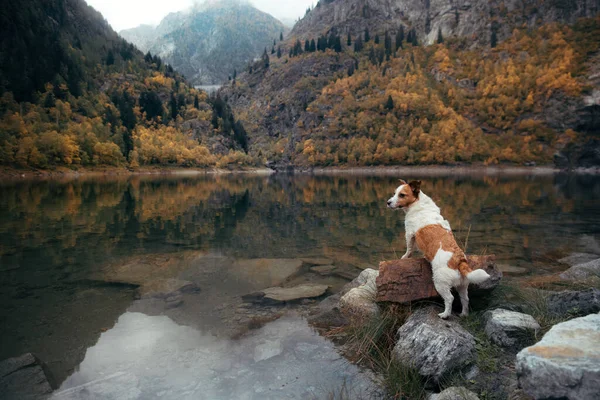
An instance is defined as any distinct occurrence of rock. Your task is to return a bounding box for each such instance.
[483,309,540,349]
[339,268,380,322]
[547,288,600,317]
[310,265,336,275]
[429,386,480,400]
[392,307,476,383]
[253,339,283,362]
[0,353,53,400]
[228,258,304,290]
[138,278,199,299]
[377,255,500,304]
[301,257,333,266]
[558,253,600,267]
[497,264,528,275]
[243,284,329,304]
[559,258,600,281]
[516,313,600,400]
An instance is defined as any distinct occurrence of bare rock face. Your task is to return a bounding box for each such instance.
[483,309,540,350]
[516,313,600,400]
[0,353,53,400]
[392,307,476,383]
[376,255,500,304]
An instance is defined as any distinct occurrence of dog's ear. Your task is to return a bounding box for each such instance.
[409,180,422,196]
[398,179,407,185]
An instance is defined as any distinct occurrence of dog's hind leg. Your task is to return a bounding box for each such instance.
[458,282,470,317]
[434,281,454,319]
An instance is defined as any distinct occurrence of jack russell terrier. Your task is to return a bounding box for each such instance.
[387,180,490,318]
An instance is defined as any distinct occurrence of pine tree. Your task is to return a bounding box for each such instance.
[354,35,363,52]
[262,48,270,68]
[310,39,316,52]
[334,36,342,53]
[347,32,352,46]
[194,95,199,109]
[396,26,404,50]
[271,46,275,54]
[170,93,178,120]
[374,34,380,44]
[384,31,392,56]
[385,95,394,110]
[305,39,310,52]
[491,28,498,48]
[437,27,444,44]
[277,46,282,58]
[348,64,355,77]
[365,28,370,42]
[410,29,418,46]
[233,69,237,80]
[106,49,115,66]
[280,32,284,41]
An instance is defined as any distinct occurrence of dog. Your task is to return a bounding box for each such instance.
[386,180,490,319]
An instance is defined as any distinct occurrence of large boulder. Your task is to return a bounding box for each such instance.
[547,288,600,317]
[377,255,500,304]
[483,309,540,350]
[558,253,600,267]
[516,313,600,400]
[392,307,476,383]
[0,353,54,400]
[559,258,600,281]
[339,269,380,322]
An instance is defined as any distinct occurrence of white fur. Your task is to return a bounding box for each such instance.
[387,185,490,318]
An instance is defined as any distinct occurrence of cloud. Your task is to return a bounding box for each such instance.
[85,0,316,31]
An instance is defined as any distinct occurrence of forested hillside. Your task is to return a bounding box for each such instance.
[221,1,600,167]
[0,0,251,170]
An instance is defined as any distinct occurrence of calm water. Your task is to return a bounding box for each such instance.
[1,172,600,398]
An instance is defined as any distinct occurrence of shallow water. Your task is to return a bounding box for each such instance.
[1,172,599,397]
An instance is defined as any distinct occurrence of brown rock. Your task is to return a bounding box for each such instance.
[376,255,500,304]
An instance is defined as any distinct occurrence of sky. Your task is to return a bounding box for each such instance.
[85,0,315,31]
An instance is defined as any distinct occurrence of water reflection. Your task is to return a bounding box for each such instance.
[1,173,600,390]
[52,312,380,400]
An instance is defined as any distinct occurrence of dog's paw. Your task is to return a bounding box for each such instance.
[438,312,451,319]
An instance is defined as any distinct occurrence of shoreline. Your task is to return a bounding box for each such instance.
[1,164,599,181]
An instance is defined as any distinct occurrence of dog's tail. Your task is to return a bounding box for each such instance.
[466,268,491,284]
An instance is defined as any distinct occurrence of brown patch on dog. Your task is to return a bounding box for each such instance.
[408,180,421,197]
[415,224,473,276]
[395,184,419,209]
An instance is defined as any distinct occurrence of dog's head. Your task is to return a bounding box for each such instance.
[387,179,421,210]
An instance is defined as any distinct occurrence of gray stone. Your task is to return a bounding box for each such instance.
[310,265,336,275]
[483,309,540,349]
[392,307,476,383]
[138,278,198,299]
[253,339,282,362]
[497,264,528,275]
[244,284,329,304]
[429,387,480,400]
[0,353,53,400]
[516,313,600,400]
[558,253,600,267]
[301,257,334,266]
[339,268,380,322]
[547,288,600,317]
[559,258,600,281]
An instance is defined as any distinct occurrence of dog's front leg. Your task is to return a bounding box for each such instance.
[401,234,415,259]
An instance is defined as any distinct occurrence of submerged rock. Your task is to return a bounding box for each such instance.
[516,313,600,400]
[392,307,476,383]
[429,386,479,400]
[0,353,53,400]
[310,265,336,276]
[138,278,199,299]
[339,268,380,321]
[558,253,600,267]
[483,309,540,350]
[228,258,304,290]
[559,258,600,281]
[243,284,329,304]
[300,257,334,266]
[547,288,600,317]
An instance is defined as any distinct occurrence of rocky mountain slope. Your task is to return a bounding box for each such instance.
[220,0,600,167]
[120,0,286,85]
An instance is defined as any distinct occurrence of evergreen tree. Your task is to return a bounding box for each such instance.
[369,47,376,65]
[365,28,370,42]
[328,33,336,49]
[410,29,418,46]
[271,46,275,54]
[144,52,153,63]
[491,28,498,48]
[374,34,380,44]
[194,95,200,109]
[280,32,283,41]
[170,93,178,120]
[347,64,355,77]
[262,48,270,68]
[305,39,310,52]
[396,26,404,50]
[354,35,364,52]
[347,32,352,47]
[437,27,444,44]
[310,39,316,52]
[385,95,394,110]
[277,46,282,58]
[384,31,392,56]
[140,91,163,121]
[334,36,342,53]
[106,49,115,66]
[233,69,237,80]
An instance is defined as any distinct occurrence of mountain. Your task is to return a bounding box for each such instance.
[220,0,600,168]
[120,0,286,85]
[0,0,251,170]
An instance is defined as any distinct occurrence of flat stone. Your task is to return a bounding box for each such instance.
[558,253,600,267]
[392,307,476,383]
[429,386,479,400]
[138,279,199,299]
[228,258,304,289]
[547,288,600,317]
[560,258,600,281]
[0,353,53,400]
[310,265,336,275]
[516,313,600,400]
[497,264,528,275]
[300,258,334,266]
[244,284,329,304]
[483,309,540,349]
[339,268,380,322]
[253,340,283,362]
[377,255,500,304]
